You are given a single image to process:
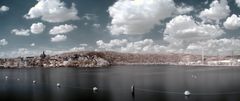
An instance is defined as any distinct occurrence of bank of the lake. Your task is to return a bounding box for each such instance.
[1,51,240,68]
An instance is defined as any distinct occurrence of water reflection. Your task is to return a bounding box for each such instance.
[0,65,239,101]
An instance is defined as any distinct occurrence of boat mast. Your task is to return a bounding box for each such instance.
[202,47,204,65]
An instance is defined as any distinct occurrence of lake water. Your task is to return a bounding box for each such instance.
[0,65,240,101]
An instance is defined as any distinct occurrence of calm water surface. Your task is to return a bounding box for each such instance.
[0,65,240,101]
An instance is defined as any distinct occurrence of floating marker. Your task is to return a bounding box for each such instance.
[93,87,98,91]
[57,83,61,87]
[33,80,36,84]
[131,85,135,97]
[5,76,8,79]
[17,78,20,81]
[184,90,191,96]
[192,75,197,79]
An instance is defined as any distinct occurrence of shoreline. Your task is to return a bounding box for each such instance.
[1,63,239,69]
[115,63,240,67]
[1,51,240,68]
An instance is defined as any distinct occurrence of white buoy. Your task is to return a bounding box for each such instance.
[93,87,98,91]
[131,85,135,93]
[17,78,20,81]
[192,75,197,79]
[184,90,191,96]
[57,83,61,87]
[5,76,8,79]
[131,85,135,97]
[33,80,36,84]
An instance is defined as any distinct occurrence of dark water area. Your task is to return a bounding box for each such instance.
[0,65,240,101]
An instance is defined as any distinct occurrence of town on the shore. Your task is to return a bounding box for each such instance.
[0,51,240,68]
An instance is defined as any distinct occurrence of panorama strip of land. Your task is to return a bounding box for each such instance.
[0,51,239,68]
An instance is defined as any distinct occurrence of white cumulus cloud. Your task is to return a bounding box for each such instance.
[82,13,98,20]
[93,24,100,28]
[95,38,240,55]
[30,22,46,34]
[121,39,158,53]
[223,14,240,30]
[199,0,230,22]
[176,4,194,14]
[96,39,128,50]
[24,0,79,23]
[164,15,224,48]
[96,39,167,53]
[108,0,176,35]
[11,29,30,36]
[0,39,8,46]
[51,35,67,42]
[30,43,35,47]
[0,5,9,12]
[50,24,77,35]
[69,47,86,52]
[235,0,240,7]
[187,38,240,55]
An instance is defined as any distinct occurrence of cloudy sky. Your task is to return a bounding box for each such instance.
[0,0,240,57]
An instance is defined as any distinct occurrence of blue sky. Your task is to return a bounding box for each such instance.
[0,0,240,57]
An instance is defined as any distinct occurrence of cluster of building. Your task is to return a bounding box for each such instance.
[0,51,110,68]
[179,54,240,66]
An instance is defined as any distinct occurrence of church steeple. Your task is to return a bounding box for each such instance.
[40,51,46,59]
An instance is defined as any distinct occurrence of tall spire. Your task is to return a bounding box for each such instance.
[202,47,204,65]
[40,51,46,59]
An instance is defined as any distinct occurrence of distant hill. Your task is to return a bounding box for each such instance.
[0,51,238,68]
